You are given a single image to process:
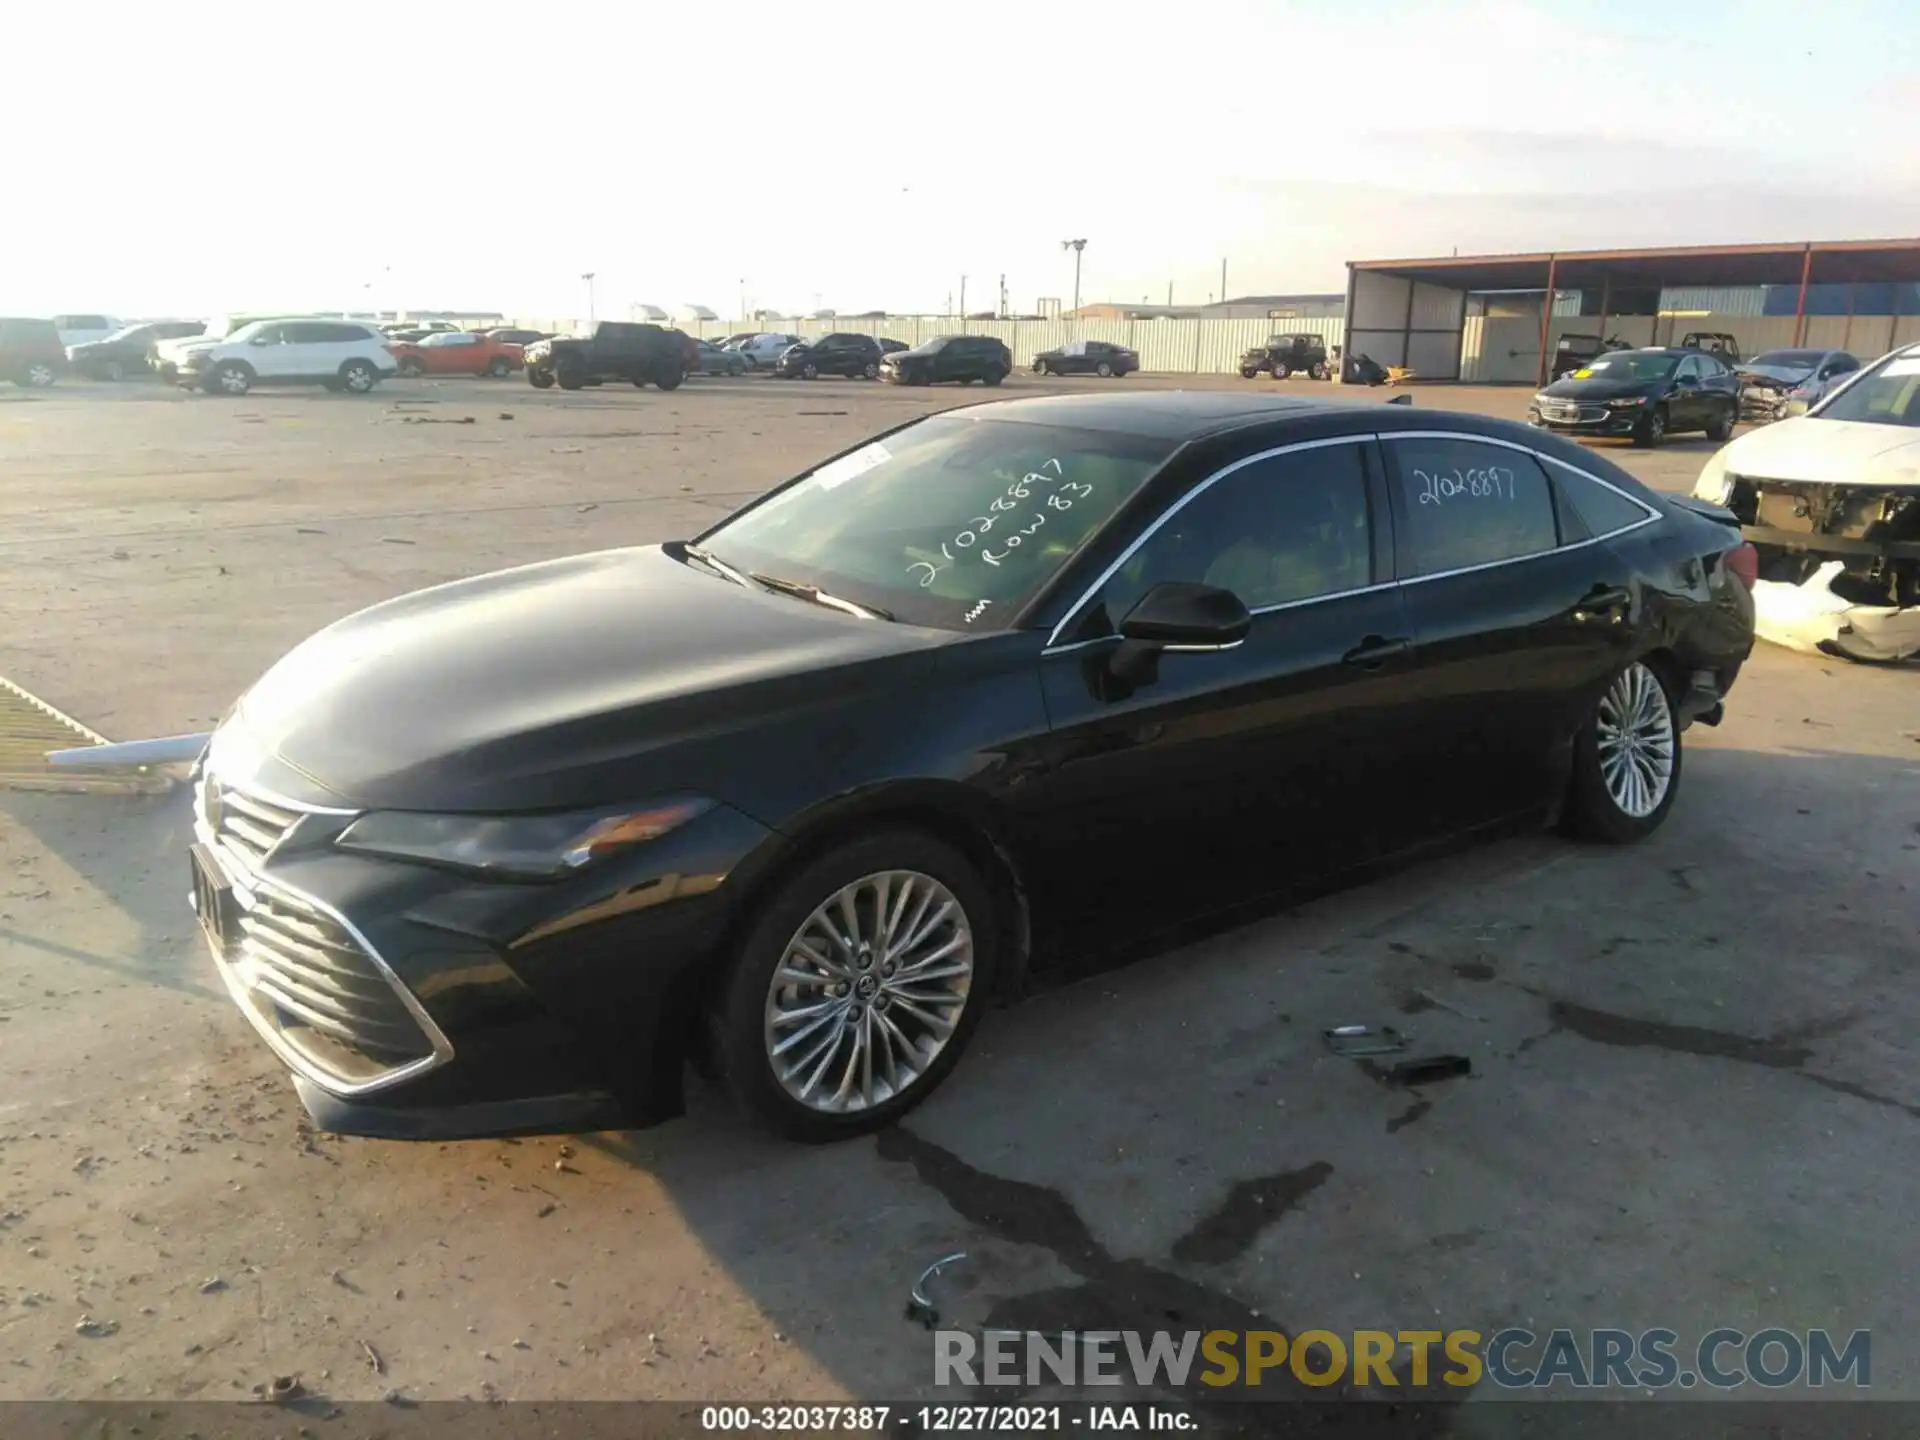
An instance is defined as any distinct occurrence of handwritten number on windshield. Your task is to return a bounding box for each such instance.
[913,461,1084,582]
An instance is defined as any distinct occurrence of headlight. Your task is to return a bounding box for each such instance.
[334,795,713,879]
[1692,450,1734,504]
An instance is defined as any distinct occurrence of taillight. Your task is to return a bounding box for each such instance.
[1724,542,1758,591]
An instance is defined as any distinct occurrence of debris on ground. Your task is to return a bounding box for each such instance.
[399,415,477,425]
[1412,989,1483,1022]
[1324,1024,1411,1057]
[199,1276,226,1294]
[360,1339,384,1374]
[537,1202,558,1218]
[1381,1055,1473,1087]
[380,536,416,546]
[73,1315,118,1337]
[905,1251,967,1330]
[260,1375,303,1403]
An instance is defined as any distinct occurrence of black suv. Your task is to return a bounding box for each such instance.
[772,333,883,380]
[523,322,687,391]
[879,335,1012,386]
[69,320,206,381]
[1238,333,1330,380]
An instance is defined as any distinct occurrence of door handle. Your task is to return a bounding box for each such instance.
[1341,635,1412,669]
[1572,585,1632,621]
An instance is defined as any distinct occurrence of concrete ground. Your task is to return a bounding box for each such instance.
[0,370,1913,1427]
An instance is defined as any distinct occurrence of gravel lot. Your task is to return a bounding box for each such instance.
[1,370,1914,1421]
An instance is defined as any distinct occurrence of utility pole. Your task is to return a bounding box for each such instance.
[1167,281,1173,307]
[1061,239,1087,314]
[959,276,966,319]
[1220,257,1227,308]
[738,277,746,322]
[581,272,597,327]
[999,274,1007,318]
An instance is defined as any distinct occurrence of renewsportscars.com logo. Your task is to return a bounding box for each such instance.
[935,1327,1871,1391]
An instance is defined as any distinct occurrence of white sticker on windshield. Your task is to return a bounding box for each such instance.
[1882,358,1920,377]
[812,442,892,490]
[1585,360,1612,371]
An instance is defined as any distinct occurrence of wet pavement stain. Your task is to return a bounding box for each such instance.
[1548,1001,1814,1069]
[875,1127,1463,1432]
[1169,1163,1335,1265]
[1385,1100,1432,1134]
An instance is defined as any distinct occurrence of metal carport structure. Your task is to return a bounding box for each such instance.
[1342,238,1920,384]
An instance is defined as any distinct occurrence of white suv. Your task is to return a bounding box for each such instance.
[173,319,398,396]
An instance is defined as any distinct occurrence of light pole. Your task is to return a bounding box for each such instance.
[1061,239,1087,315]
[581,272,597,328]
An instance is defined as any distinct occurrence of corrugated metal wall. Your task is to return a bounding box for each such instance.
[1460,312,1920,383]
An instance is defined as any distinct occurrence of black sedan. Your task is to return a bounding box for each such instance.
[69,319,205,380]
[1034,339,1140,377]
[188,392,1755,1143]
[1529,346,1740,447]
[771,333,883,380]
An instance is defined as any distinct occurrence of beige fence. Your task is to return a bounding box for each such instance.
[507,314,1347,376]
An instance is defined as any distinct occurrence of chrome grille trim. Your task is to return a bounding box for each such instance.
[192,769,454,1098]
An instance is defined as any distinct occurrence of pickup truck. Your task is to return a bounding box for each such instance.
[524,322,687,390]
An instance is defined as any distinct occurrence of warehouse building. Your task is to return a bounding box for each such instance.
[1341,239,1920,384]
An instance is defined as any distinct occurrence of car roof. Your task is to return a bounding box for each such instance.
[941,390,1355,440]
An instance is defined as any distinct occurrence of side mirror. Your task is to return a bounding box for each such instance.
[1108,582,1250,686]
[1675,373,1697,386]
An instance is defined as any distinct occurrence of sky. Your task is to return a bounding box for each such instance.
[5,0,1918,322]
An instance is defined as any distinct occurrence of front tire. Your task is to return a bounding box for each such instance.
[1706,401,1735,442]
[863,361,879,380]
[1239,366,1259,379]
[20,362,58,388]
[1095,361,1113,378]
[486,356,512,377]
[709,830,997,1141]
[527,367,556,389]
[1561,660,1682,844]
[103,359,126,382]
[1271,362,1291,380]
[206,362,252,396]
[801,361,818,380]
[556,364,585,391]
[397,358,424,378]
[1631,405,1667,447]
[1309,361,1329,380]
[984,366,1006,386]
[654,366,683,390]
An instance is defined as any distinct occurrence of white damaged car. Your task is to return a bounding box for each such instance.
[1694,343,1920,662]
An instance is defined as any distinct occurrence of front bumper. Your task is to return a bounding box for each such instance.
[189,769,778,1138]
[1751,559,1920,663]
[1528,403,1643,435]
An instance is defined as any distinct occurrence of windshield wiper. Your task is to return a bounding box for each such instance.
[748,572,895,622]
[681,543,754,590]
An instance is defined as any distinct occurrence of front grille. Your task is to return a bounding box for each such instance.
[235,888,435,1083]
[193,768,444,1092]
[199,774,301,869]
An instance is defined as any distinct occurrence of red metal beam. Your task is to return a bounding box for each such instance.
[1791,244,1814,346]
[1535,255,1558,389]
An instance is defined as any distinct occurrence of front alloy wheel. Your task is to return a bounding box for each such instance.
[711,831,995,1139]
[1562,660,1681,842]
[1633,405,1667,447]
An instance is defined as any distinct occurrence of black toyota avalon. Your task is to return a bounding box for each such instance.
[190,392,1755,1143]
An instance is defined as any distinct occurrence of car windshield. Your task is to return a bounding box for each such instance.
[694,414,1174,630]
[909,338,951,354]
[1746,350,1821,378]
[1571,353,1677,381]
[1811,353,1920,427]
[100,324,148,344]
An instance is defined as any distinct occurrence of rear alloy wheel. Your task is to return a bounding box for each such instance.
[22,361,57,387]
[1309,361,1329,380]
[1033,359,1050,375]
[1562,660,1681,843]
[339,360,378,394]
[1095,361,1113,377]
[208,362,252,396]
[1632,405,1667,447]
[1239,366,1259,380]
[711,831,997,1141]
[486,356,512,377]
[1271,362,1291,380]
[863,361,879,380]
[802,361,818,380]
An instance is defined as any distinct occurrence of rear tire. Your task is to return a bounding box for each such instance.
[1560,660,1682,844]
[20,361,58,388]
[655,366,683,390]
[103,359,126,382]
[1095,361,1113,377]
[1271,362,1291,380]
[1705,401,1735,442]
[706,829,998,1142]
[1239,366,1259,379]
[339,360,378,394]
[802,361,818,379]
[556,364,585,391]
[1309,361,1329,380]
[1631,405,1667,447]
[984,367,1005,386]
[398,358,424,378]
[527,367,556,389]
[863,361,879,380]
[486,356,511,377]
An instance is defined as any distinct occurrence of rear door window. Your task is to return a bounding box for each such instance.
[1383,436,1560,578]
[1542,458,1657,541]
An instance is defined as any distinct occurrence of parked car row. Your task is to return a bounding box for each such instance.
[1735,348,1862,422]
[1529,345,1742,447]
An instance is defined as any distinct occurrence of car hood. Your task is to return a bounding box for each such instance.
[221,545,949,812]
[1718,418,1920,489]
[1540,376,1658,400]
